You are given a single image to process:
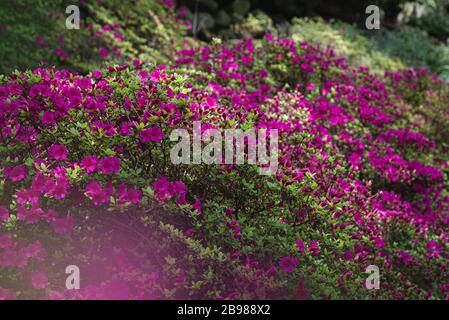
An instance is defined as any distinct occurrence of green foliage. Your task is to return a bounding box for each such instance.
[374,26,449,79]
[288,17,405,75]
[0,0,189,75]
[406,1,449,41]
[0,0,81,73]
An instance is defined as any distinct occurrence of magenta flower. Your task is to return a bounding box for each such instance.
[99,157,120,174]
[308,240,320,256]
[0,248,16,267]
[241,55,252,64]
[35,35,46,47]
[3,165,27,182]
[23,241,46,260]
[140,126,163,143]
[348,152,362,168]
[279,256,299,273]
[92,70,102,79]
[152,176,173,201]
[162,0,175,8]
[99,47,109,58]
[426,240,441,258]
[52,216,74,235]
[296,280,310,300]
[192,197,202,212]
[75,77,92,90]
[176,193,187,205]
[31,271,47,289]
[47,291,65,300]
[0,206,9,222]
[0,233,14,250]
[172,181,186,195]
[81,156,98,174]
[48,144,68,161]
[373,237,385,248]
[117,185,142,205]
[295,238,305,253]
[54,47,69,60]
[184,228,193,238]
[17,206,43,224]
[41,111,57,125]
[125,189,142,204]
[113,32,125,42]
[0,288,16,300]
[47,176,69,200]
[85,181,112,206]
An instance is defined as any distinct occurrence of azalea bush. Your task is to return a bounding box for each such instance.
[1,0,449,300]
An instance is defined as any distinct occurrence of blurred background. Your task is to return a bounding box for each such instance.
[1,0,448,79]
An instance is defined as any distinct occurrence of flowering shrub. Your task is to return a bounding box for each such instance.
[1,1,449,301]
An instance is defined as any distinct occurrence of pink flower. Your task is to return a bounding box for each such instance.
[152,176,173,201]
[117,185,142,205]
[152,177,187,202]
[0,233,14,249]
[343,250,354,261]
[192,197,202,212]
[0,206,10,222]
[113,32,125,42]
[120,123,133,136]
[308,240,320,256]
[31,271,47,289]
[0,249,16,267]
[295,238,305,253]
[47,291,65,300]
[125,189,142,204]
[172,181,186,195]
[43,209,58,223]
[373,237,385,248]
[23,241,46,260]
[266,265,277,276]
[17,206,43,224]
[0,287,16,300]
[35,35,46,47]
[296,280,310,300]
[55,47,69,60]
[348,152,362,168]
[42,111,57,125]
[85,181,112,205]
[48,144,68,161]
[426,240,441,258]
[75,77,92,90]
[47,176,69,200]
[306,83,315,91]
[81,156,98,174]
[3,165,27,182]
[176,193,187,205]
[99,157,120,174]
[52,216,74,234]
[140,126,163,143]
[92,70,102,79]
[99,47,109,58]
[184,228,193,238]
[241,55,252,64]
[279,256,299,273]
[162,0,175,9]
